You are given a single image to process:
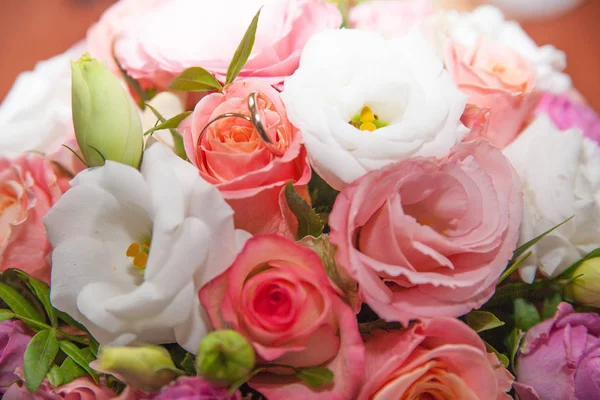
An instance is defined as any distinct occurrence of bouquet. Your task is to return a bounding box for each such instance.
[1,0,600,399]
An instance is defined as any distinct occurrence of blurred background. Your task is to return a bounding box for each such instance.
[0,0,599,110]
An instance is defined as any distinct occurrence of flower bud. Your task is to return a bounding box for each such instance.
[567,258,600,306]
[95,346,181,390]
[71,53,143,168]
[196,330,255,385]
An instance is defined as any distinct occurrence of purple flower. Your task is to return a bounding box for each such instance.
[536,92,600,144]
[154,377,241,400]
[515,302,600,400]
[0,320,33,392]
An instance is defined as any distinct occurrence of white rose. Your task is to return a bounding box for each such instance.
[433,5,571,93]
[281,28,468,190]
[44,143,249,352]
[503,115,600,283]
[0,44,84,158]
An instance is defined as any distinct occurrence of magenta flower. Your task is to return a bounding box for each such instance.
[515,302,600,399]
[154,377,241,400]
[535,92,600,144]
[0,320,33,392]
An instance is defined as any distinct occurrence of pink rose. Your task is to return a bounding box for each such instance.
[329,140,523,323]
[445,38,540,148]
[358,318,514,399]
[113,0,341,89]
[0,320,33,392]
[0,153,69,283]
[86,0,168,76]
[181,81,310,237]
[5,374,116,399]
[460,104,491,141]
[349,0,432,39]
[199,235,365,400]
[535,92,600,145]
[514,302,600,400]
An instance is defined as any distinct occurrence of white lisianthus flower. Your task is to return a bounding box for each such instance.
[44,143,249,352]
[0,44,84,157]
[281,29,468,190]
[503,115,600,283]
[432,5,571,93]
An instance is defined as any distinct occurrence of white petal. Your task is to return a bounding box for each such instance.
[105,217,209,317]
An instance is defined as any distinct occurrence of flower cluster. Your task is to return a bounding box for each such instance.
[1,0,600,399]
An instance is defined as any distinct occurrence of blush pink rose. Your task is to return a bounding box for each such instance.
[329,140,523,323]
[181,80,310,237]
[358,318,514,399]
[113,0,341,90]
[199,235,365,400]
[349,0,432,39]
[445,38,540,149]
[5,374,116,400]
[0,153,69,283]
[460,104,491,141]
[86,0,169,76]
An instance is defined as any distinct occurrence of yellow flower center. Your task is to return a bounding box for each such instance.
[126,237,151,269]
[350,106,386,131]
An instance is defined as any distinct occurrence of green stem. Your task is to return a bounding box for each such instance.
[358,319,403,335]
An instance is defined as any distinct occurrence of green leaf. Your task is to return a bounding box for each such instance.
[24,329,60,392]
[504,328,525,368]
[285,182,324,240]
[57,310,87,332]
[144,104,188,160]
[0,309,15,322]
[225,9,261,85]
[80,347,96,362]
[465,311,505,333]
[0,282,43,322]
[512,216,573,260]
[484,341,509,368]
[296,366,334,388]
[498,251,532,284]
[88,338,100,358]
[180,352,197,376]
[309,172,339,216]
[59,341,99,383]
[168,67,223,92]
[542,292,562,320]
[59,357,87,384]
[14,315,50,332]
[143,110,191,136]
[15,271,57,327]
[228,367,266,395]
[514,298,541,332]
[47,365,63,387]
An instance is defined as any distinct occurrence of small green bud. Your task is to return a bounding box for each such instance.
[71,53,143,168]
[568,258,600,307]
[96,346,181,390]
[196,330,255,385]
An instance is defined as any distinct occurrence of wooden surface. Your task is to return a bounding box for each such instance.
[0,0,598,110]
